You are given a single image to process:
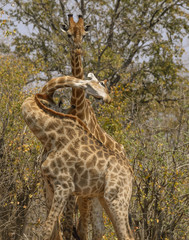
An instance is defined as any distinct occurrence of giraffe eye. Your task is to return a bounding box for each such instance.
[100,82,105,87]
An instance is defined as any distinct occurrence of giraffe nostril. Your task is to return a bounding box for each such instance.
[74,48,82,55]
[74,44,81,49]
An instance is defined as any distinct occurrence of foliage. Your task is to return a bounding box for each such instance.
[0,54,42,239]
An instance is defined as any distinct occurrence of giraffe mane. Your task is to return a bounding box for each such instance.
[35,93,93,136]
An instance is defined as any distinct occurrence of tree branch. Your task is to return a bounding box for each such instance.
[59,0,67,25]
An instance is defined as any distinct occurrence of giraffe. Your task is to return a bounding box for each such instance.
[61,14,127,240]
[22,74,110,240]
[21,76,134,240]
[61,15,124,156]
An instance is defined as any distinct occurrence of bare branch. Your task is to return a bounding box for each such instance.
[80,0,85,16]
[59,0,67,25]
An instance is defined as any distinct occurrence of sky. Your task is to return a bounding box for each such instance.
[182,38,189,67]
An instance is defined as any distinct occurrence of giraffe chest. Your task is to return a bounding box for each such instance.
[73,168,105,197]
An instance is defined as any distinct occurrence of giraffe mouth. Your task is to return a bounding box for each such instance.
[94,96,102,100]
[73,48,82,55]
[94,95,110,103]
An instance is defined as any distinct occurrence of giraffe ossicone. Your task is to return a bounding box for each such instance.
[87,72,99,82]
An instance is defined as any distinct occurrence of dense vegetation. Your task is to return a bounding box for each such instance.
[0,0,189,239]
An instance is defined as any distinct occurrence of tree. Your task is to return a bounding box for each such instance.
[3,1,189,86]
[0,54,42,240]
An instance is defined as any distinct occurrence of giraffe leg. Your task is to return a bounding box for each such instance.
[43,185,67,240]
[98,171,134,240]
[91,198,105,240]
[62,195,77,240]
[42,183,72,240]
[77,197,91,240]
[40,150,63,239]
[99,196,134,240]
[43,178,63,240]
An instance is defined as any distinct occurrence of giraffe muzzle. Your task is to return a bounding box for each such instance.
[104,95,111,104]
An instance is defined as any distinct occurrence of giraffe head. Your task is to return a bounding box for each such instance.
[85,73,111,103]
[61,14,90,50]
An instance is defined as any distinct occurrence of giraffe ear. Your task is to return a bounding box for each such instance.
[104,79,108,85]
[87,73,98,82]
[60,24,68,33]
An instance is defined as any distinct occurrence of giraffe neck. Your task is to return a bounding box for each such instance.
[21,96,90,153]
[71,50,83,79]
[70,50,86,119]
[41,76,88,101]
[71,50,84,98]
[69,52,125,156]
